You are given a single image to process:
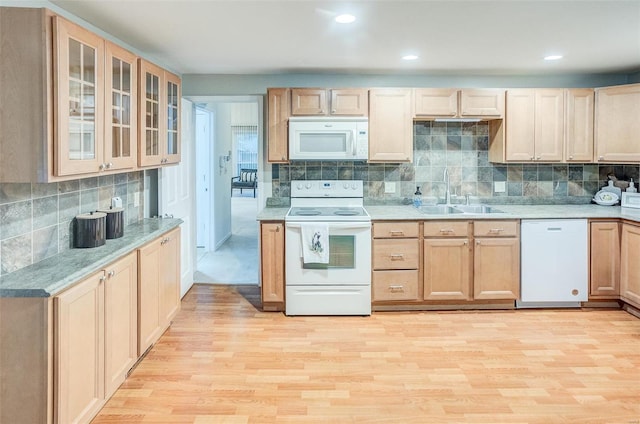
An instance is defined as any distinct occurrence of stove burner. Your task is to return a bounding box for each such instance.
[333,210,359,216]
[294,209,321,216]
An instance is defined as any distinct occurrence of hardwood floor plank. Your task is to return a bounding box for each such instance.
[92,284,640,423]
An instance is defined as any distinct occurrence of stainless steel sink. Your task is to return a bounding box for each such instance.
[453,205,505,214]
[418,205,464,215]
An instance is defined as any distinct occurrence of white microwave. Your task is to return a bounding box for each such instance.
[288,117,368,161]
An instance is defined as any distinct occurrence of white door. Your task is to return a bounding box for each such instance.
[159,98,196,297]
[195,107,213,251]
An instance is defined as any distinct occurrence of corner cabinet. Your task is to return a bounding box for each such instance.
[595,84,640,163]
[260,222,285,311]
[267,88,290,163]
[368,88,414,162]
[138,59,181,167]
[138,227,181,355]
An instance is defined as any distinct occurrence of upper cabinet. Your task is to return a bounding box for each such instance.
[595,84,640,163]
[368,88,413,162]
[503,89,564,162]
[138,59,181,167]
[565,88,594,162]
[267,88,290,163]
[291,88,368,116]
[414,88,504,118]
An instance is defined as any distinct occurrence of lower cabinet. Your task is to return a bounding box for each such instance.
[620,222,640,307]
[473,221,520,300]
[138,227,181,355]
[260,222,285,311]
[55,251,137,424]
[590,221,620,298]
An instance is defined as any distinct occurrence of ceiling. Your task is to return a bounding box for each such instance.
[50,0,640,76]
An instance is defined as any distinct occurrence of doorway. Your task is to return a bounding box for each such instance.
[189,96,263,284]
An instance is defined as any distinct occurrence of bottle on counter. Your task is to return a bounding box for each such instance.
[627,179,637,193]
[413,186,422,208]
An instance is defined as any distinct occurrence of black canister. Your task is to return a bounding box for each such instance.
[74,211,107,248]
[98,207,124,239]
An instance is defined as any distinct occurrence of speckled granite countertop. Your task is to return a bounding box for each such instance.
[0,218,183,298]
[257,204,640,223]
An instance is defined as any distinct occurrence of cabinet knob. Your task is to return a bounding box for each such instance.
[99,275,106,283]
[599,156,604,161]
[476,240,480,245]
[99,163,106,171]
[275,226,280,232]
[536,156,541,160]
[569,155,574,160]
[107,270,115,278]
[106,162,113,169]
[331,109,336,114]
[531,157,535,160]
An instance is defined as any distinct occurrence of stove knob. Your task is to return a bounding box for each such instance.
[296,183,303,190]
[352,183,358,190]
[305,183,312,189]
[343,183,349,189]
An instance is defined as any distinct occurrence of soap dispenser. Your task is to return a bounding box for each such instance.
[413,186,422,208]
[627,179,637,193]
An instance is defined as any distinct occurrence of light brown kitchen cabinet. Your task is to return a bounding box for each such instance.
[372,222,420,302]
[414,88,504,118]
[138,227,181,355]
[565,88,594,162]
[595,83,640,163]
[423,221,472,300]
[505,89,564,162]
[267,88,290,162]
[55,269,105,424]
[291,88,368,116]
[368,88,413,162]
[260,222,285,311]
[589,221,620,298]
[473,221,520,300]
[138,59,181,167]
[620,222,640,307]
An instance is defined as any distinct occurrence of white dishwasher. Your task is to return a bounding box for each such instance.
[517,219,588,308]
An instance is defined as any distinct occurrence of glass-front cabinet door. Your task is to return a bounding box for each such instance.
[164,71,181,164]
[138,59,163,167]
[53,16,104,176]
[105,41,137,171]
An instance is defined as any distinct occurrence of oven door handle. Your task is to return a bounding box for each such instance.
[286,222,372,230]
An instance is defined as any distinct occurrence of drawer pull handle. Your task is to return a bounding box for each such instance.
[489,228,504,233]
[390,254,404,260]
[389,231,405,236]
[439,229,454,233]
[388,285,405,293]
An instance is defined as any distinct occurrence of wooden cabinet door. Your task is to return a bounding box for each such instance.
[104,252,138,398]
[53,16,105,176]
[260,222,285,309]
[138,236,162,354]
[414,88,458,117]
[423,238,471,300]
[505,89,536,161]
[267,88,290,162]
[590,221,620,297]
[330,89,368,115]
[620,223,640,306]
[565,88,594,162]
[460,89,505,118]
[105,41,137,171]
[159,228,181,325]
[291,88,327,115]
[595,84,640,162]
[138,59,163,167]
[55,270,105,424]
[368,88,413,162]
[473,237,520,300]
[534,89,564,162]
[164,71,181,165]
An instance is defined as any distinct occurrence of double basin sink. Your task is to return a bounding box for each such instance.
[418,204,505,215]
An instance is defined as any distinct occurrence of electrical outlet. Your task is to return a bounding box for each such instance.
[384,182,396,193]
[494,181,506,193]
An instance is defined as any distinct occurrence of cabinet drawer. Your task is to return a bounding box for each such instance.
[423,221,469,237]
[373,221,419,238]
[373,239,419,270]
[474,220,519,237]
[372,270,419,301]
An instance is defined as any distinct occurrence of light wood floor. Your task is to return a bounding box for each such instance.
[93,284,640,424]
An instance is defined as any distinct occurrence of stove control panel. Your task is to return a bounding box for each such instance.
[291,180,363,198]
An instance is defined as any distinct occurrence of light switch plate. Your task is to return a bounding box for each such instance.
[494,181,506,193]
[384,182,396,193]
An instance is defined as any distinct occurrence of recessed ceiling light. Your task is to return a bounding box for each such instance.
[402,55,419,61]
[335,14,356,24]
[544,55,563,61]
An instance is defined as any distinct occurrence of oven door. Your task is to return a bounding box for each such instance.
[285,221,371,286]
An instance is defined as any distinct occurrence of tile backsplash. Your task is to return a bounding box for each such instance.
[271,121,640,205]
[0,171,145,276]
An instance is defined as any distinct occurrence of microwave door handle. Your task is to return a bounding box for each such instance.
[351,130,357,157]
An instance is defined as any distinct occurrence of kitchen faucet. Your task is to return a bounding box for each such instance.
[444,168,451,205]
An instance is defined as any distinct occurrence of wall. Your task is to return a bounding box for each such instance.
[270,122,640,206]
[0,171,146,275]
